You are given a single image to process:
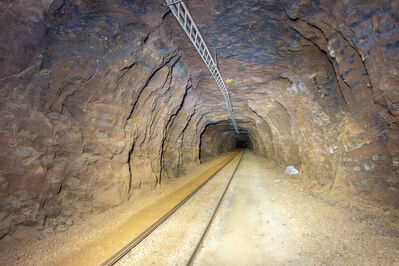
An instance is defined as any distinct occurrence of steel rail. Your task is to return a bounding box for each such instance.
[187,150,245,265]
[101,151,241,266]
[164,0,239,134]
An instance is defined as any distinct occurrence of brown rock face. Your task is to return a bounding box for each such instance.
[0,0,398,239]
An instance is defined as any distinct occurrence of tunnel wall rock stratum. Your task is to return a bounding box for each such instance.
[0,0,209,239]
[281,0,399,205]
[193,0,398,207]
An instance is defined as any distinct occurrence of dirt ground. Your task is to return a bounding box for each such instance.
[0,152,237,266]
[118,151,399,265]
[116,150,243,265]
[1,151,399,265]
[194,152,399,265]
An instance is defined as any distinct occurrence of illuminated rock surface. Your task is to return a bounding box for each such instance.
[0,0,398,253]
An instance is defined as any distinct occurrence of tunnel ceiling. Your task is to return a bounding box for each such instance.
[191,0,304,65]
[172,0,399,175]
[172,0,398,129]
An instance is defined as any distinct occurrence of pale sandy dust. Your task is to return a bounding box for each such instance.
[116,151,243,265]
[2,151,399,265]
[194,151,399,265]
[116,151,399,265]
[0,152,236,266]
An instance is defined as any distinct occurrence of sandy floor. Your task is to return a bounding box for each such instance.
[117,151,399,265]
[2,151,399,265]
[194,151,399,265]
[0,152,238,266]
[116,151,243,265]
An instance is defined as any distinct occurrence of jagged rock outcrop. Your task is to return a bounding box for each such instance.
[0,0,205,238]
[189,0,399,205]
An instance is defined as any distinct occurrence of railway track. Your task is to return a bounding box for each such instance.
[187,150,244,265]
[101,150,245,266]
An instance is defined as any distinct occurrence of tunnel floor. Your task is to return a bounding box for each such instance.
[119,151,399,265]
[193,152,399,265]
[2,152,399,265]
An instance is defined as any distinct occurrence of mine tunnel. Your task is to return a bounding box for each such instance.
[236,137,251,149]
[0,0,399,265]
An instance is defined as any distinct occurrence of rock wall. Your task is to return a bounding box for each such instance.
[0,0,208,239]
[193,0,399,207]
[281,0,399,204]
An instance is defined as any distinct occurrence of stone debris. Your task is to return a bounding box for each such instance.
[285,166,299,175]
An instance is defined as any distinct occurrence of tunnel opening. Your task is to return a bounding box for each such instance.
[236,140,248,149]
[199,122,238,162]
[199,122,255,162]
[235,134,252,150]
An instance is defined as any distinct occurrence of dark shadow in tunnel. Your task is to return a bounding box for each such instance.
[236,140,248,148]
[235,133,252,150]
[199,122,254,162]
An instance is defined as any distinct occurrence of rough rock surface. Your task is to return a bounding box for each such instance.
[0,0,398,241]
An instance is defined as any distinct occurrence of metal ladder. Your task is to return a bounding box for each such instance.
[165,0,239,134]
